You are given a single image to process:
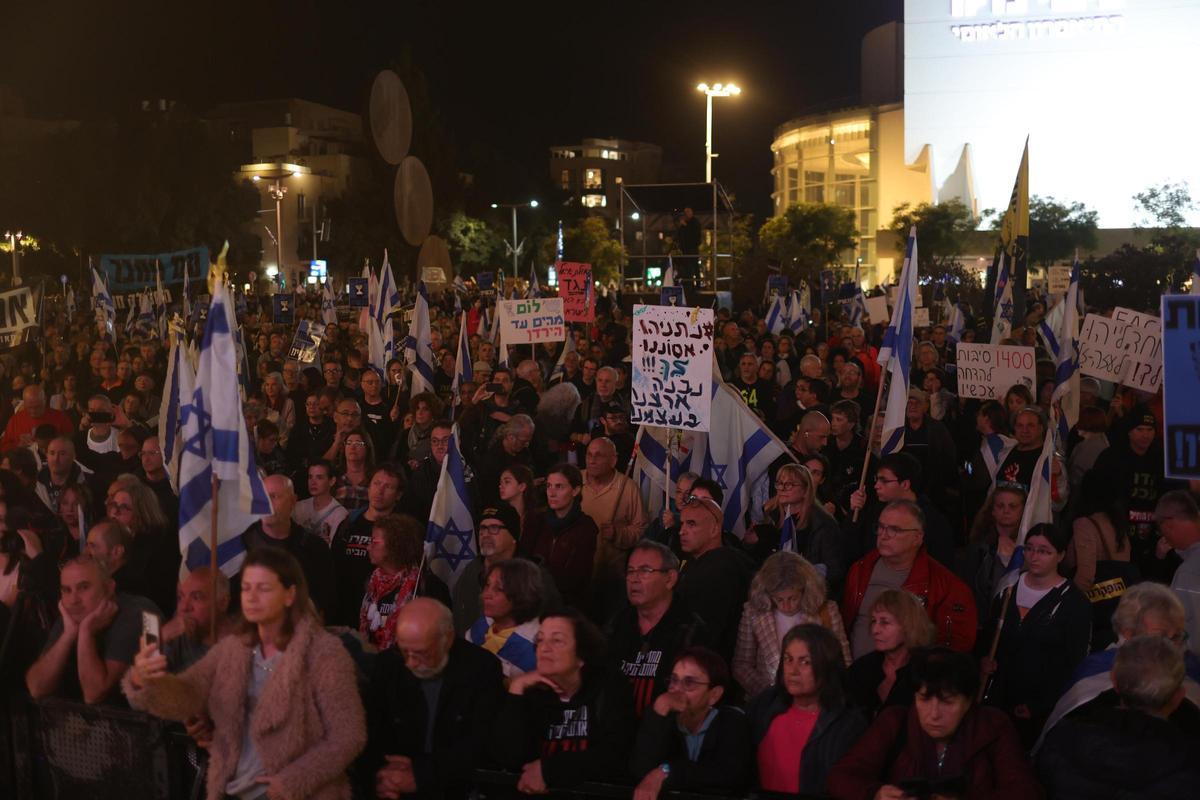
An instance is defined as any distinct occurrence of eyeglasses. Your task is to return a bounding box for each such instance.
[875,477,900,485]
[106,501,132,514]
[1021,545,1057,557]
[877,524,920,537]
[775,481,803,490]
[336,410,359,417]
[430,437,452,447]
[625,566,670,577]
[667,675,711,691]
[345,441,367,449]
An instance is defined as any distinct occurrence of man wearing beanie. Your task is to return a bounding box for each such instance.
[450,505,560,634]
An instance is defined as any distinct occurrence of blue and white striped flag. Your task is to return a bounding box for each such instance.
[848,289,867,328]
[1191,249,1200,295]
[92,266,115,338]
[787,287,810,334]
[662,255,676,288]
[877,226,918,456]
[981,432,1017,483]
[779,511,796,552]
[136,290,155,335]
[158,321,191,492]
[65,285,77,319]
[451,310,473,409]
[321,280,338,326]
[631,425,697,521]
[177,281,273,576]
[123,294,138,338]
[1039,256,1081,442]
[947,302,966,346]
[990,251,1014,344]
[995,417,1056,596]
[765,294,787,335]
[425,425,476,589]
[527,263,541,299]
[549,329,576,386]
[369,251,400,375]
[404,281,437,395]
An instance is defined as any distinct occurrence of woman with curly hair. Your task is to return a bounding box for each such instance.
[733,551,850,698]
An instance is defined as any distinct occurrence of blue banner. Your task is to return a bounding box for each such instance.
[99,247,209,294]
[272,293,295,324]
[348,278,369,307]
[1162,295,1200,479]
[477,272,495,292]
[766,275,788,297]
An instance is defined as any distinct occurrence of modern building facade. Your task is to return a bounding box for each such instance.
[549,138,662,216]
[205,99,369,284]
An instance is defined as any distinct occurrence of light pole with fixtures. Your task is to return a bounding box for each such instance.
[4,231,22,285]
[696,82,741,183]
[241,162,311,286]
[491,200,539,277]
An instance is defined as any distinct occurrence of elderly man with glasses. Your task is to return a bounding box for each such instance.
[841,499,976,660]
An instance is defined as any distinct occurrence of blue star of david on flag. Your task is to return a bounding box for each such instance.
[425,424,475,589]
[710,463,729,492]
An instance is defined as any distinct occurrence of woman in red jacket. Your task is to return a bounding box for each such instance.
[827,647,1042,800]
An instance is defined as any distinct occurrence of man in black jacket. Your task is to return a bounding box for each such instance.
[675,497,754,664]
[362,598,504,799]
[606,541,708,717]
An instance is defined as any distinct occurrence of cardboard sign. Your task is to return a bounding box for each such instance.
[631,304,714,431]
[865,295,889,324]
[1079,309,1163,393]
[820,270,835,300]
[660,286,686,307]
[1049,266,1072,294]
[0,287,39,350]
[557,262,595,322]
[272,294,295,324]
[287,320,324,364]
[348,278,369,307]
[497,298,566,347]
[955,343,1037,400]
[1162,295,1200,478]
[914,307,931,327]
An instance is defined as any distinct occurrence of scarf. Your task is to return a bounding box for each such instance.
[361,566,420,650]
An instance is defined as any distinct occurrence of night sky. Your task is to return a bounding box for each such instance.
[5,0,902,221]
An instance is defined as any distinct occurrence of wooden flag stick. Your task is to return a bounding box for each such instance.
[851,371,891,522]
[209,474,220,643]
[978,584,1014,702]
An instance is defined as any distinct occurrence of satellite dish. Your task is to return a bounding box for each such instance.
[368,70,413,166]
[394,156,434,247]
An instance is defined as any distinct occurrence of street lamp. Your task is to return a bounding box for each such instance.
[3,230,21,286]
[239,162,312,283]
[696,82,741,183]
[491,200,539,276]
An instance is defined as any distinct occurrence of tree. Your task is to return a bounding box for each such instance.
[321,165,408,281]
[759,202,857,286]
[888,200,976,284]
[1081,246,1174,313]
[1134,181,1199,291]
[559,216,624,285]
[1028,197,1099,266]
[440,212,503,272]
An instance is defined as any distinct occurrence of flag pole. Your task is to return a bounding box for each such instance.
[851,371,890,522]
[978,584,1014,702]
[209,474,220,642]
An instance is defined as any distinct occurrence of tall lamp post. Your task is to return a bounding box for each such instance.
[696,82,741,183]
[491,200,539,276]
[4,231,22,286]
[241,162,312,286]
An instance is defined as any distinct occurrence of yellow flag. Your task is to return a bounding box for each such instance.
[208,241,229,294]
[997,138,1029,319]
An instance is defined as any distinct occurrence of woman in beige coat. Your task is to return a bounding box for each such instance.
[125,548,365,800]
[732,551,850,698]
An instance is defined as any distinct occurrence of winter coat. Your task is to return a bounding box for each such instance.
[826,705,1043,800]
[746,686,867,796]
[733,600,850,698]
[521,503,599,611]
[630,705,751,793]
[842,548,978,653]
[124,617,366,800]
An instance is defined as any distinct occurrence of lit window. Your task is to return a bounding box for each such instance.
[582,194,607,208]
[560,169,571,190]
[584,169,603,189]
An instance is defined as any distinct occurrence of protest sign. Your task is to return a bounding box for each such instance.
[660,286,685,307]
[955,343,1036,400]
[767,275,788,298]
[1079,309,1163,392]
[99,247,209,297]
[477,272,495,293]
[557,262,595,322]
[820,270,835,302]
[272,294,295,324]
[287,320,324,364]
[1049,266,1071,294]
[914,307,930,327]
[0,287,39,350]
[631,304,714,431]
[1162,295,1200,479]
[348,278,369,307]
[497,298,566,347]
[864,296,888,324]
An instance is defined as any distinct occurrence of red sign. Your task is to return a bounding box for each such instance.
[557,262,594,323]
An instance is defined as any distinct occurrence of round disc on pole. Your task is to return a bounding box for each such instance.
[368,70,413,166]
[394,156,434,247]
[417,235,453,286]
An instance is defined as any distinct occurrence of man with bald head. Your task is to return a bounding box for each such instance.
[235,473,333,616]
[583,436,648,615]
[0,383,73,450]
[675,496,754,662]
[361,598,503,799]
[35,435,90,513]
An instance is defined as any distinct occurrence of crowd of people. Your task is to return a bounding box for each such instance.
[0,279,1197,800]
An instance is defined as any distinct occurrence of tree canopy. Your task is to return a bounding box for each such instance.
[758,202,857,284]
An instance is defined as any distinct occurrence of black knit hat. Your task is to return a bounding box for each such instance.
[478,505,521,540]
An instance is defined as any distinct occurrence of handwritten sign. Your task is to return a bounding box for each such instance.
[497,298,566,347]
[955,343,1036,400]
[557,262,595,322]
[1079,309,1163,393]
[1162,295,1200,478]
[1049,266,1071,294]
[865,296,889,324]
[631,304,714,431]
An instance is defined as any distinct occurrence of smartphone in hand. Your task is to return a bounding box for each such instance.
[141,611,161,647]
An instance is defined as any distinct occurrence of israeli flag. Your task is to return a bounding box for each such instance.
[65,285,76,319]
[92,267,115,337]
[980,432,1017,483]
[1039,256,1082,442]
[631,425,697,521]
[177,281,273,576]
[158,322,192,492]
[451,310,473,409]
[990,251,1014,344]
[369,252,401,375]
[787,287,810,334]
[404,281,437,395]
[877,226,918,456]
[123,294,138,337]
[779,512,796,552]
[136,290,155,335]
[995,418,1056,597]
[425,425,476,589]
[848,289,867,328]
[549,330,576,386]
[947,302,966,346]
[527,263,541,299]
[321,281,338,326]
[765,294,787,335]
[662,255,676,288]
